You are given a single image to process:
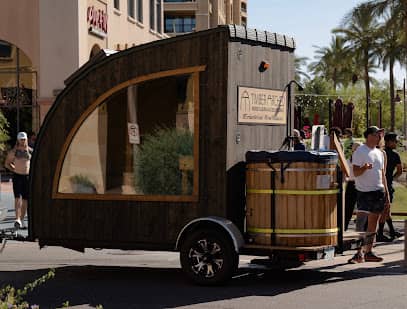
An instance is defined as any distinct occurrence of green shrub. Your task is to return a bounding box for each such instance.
[0,111,9,152]
[0,269,104,308]
[0,269,55,309]
[69,174,96,193]
[136,127,193,195]
[69,174,94,187]
[0,111,10,171]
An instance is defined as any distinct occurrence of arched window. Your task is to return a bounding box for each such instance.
[0,40,38,139]
[55,67,203,201]
[89,44,101,59]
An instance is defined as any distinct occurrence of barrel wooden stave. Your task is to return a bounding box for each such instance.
[246,159,338,247]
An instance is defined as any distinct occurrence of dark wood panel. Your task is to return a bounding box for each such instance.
[30,27,294,250]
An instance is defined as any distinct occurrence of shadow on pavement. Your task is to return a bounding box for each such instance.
[0,260,405,309]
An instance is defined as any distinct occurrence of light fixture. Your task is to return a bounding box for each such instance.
[258,61,269,72]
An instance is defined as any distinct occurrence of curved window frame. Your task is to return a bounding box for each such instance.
[53,65,205,202]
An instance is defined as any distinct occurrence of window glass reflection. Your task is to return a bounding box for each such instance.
[58,74,195,196]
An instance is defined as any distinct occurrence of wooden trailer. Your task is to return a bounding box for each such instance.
[20,25,349,284]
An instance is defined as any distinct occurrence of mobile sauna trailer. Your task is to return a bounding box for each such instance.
[17,25,347,284]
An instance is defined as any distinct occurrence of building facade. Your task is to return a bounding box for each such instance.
[164,0,247,36]
[0,0,247,140]
[0,0,166,136]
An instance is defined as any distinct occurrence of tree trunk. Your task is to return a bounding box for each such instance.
[405,5,407,64]
[364,51,371,128]
[389,57,395,131]
[333,68,337,92]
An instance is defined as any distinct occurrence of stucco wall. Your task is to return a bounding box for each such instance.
[39,0,79,98]
[1,0,169,125]
[0,0,40,71]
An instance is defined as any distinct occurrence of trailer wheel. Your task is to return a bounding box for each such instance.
[180,229,238,285]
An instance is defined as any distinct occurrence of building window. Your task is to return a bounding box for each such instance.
[165,15,196,33]
[150,0,155,30]
[0,41,12,59]
[241,2,247,13]
[57,72,199,200]
[241,16,247,27]
[156,0,162,33]
[114,0,120,10]
[128,0,135,18]
[137,0,143,22]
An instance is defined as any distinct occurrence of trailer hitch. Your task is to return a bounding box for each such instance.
[0,228,28,253]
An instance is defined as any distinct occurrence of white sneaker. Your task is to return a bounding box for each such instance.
[20,220,26,229]
[14,219,22,229]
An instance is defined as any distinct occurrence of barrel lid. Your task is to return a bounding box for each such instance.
[246,150,338,163]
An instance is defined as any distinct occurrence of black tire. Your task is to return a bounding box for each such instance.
[180,229,239,285]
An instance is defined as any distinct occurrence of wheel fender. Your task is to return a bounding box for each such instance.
[175,216,244,253]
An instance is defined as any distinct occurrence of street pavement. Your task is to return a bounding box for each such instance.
[1,180,407,308]
[0,235,406,308]
[0,180,28,234]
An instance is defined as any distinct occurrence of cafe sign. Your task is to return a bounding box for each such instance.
[87,6,108,38]
[238,86,287,125]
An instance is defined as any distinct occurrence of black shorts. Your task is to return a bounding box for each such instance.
[356,190,385,214]
[12,173,29,200]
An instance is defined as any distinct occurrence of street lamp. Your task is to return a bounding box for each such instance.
[282,80,303,150]
[369,99,383,129]
[286,80,303,134]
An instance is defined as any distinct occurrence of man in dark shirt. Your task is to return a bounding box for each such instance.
[377,132,403,241]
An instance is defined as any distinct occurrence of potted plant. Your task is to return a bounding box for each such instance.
[69,174,96,194]
[136,127,193,195]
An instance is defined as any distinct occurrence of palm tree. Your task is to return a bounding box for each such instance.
[294,55,310,83]
[367,0,407,55]
[378,16,405,130]
[367,0,407,130]
[308,35,353,92]
[333,3,381,127]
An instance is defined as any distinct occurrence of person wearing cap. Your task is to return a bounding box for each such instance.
[376,132,403,241]
[348,126,390,263]
[5,131,33,229]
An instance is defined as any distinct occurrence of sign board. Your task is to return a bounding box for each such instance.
[238,86,287,125]
[128,123,140,144]
[332,133,350,177]
[87,5,108,38]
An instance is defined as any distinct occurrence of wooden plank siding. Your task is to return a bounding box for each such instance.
[29,26,295,251]
[226,42,295,231]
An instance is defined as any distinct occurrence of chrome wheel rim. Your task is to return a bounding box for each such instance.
[188,238,224,278]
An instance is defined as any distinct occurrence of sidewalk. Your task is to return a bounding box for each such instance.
[244,220,406,276]
[299,221,407,275]
[0,180,13,193]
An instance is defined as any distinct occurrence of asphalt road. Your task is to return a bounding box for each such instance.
[1,180,407,309]
[0,237,406,309]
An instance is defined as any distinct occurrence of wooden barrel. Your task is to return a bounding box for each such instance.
[245,151,338,247]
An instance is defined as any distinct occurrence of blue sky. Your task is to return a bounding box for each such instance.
[248,0,404,84]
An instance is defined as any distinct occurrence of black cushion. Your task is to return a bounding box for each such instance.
[245,150,338,164]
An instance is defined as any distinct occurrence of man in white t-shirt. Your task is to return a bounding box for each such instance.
[348,126,390,263]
